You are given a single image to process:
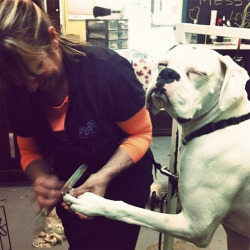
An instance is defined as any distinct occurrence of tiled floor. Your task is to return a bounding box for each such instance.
[0,137,227,250]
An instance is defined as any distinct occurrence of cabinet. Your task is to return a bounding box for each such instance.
[0,89,28,184]
[86,19,128,50]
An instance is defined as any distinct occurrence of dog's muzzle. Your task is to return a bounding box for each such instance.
[146,67,180,114]
[155,68,180,95]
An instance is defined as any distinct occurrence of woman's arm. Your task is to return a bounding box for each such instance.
[17,136,63,210]
[70,106,152,198]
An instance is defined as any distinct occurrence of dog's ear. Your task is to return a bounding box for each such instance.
[218,55,249,111]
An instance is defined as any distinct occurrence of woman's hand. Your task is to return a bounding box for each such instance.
[33,175,64,211]
[62,148,134,219]
[62,171,111,220]
[72,172,110,197]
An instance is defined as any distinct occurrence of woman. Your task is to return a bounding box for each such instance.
[0,0,154,249]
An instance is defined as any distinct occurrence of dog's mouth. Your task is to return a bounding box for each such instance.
[147,78,192,124]
[149,89,191,124]
[145,87,169,115]
[176,117,191,124]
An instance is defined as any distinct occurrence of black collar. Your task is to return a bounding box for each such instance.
[183,112,250,145]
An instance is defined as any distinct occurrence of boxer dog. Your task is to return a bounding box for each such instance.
[63,45,250,249]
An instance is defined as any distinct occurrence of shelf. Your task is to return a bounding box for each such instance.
[190,43,250,50]
[173,23,250,46]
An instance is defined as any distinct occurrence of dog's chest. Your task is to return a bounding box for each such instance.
[180,123,250,188]
[179,122,250,233]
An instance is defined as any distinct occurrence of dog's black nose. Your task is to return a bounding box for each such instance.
[159,68,180,83]
[155,68,180,95]
[155,68,181,95]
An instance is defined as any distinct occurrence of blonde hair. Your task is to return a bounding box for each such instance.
[0,0,86,87]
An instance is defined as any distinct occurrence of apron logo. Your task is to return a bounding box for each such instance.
[78,120,100,138]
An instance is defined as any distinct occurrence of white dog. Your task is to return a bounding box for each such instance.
[64,45,250,249]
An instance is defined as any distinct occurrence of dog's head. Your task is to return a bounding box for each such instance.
[146,45,249,123]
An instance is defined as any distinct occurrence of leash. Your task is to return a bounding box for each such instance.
[183,112,250,145]
[150,149,179,196]
[149,126,181,250]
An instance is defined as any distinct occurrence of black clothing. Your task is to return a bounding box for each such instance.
[7,46,153,249]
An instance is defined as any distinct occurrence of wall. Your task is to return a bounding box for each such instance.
[61,0,126,41]
[61,0,86,41]
[60,0,181,51]
[182,0,250,27]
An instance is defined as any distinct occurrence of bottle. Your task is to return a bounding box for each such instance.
[190,20,198,44]
[222,16,231,43]
[209,10,217,44]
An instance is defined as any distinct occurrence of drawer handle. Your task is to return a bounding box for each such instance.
[8,133,15,158]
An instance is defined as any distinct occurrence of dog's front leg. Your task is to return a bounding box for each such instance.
[64,192,218,248]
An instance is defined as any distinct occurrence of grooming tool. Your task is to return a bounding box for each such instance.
[34,164,88,224]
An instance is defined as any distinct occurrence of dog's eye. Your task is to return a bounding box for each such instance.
[158,63,168,71]
[158,63,168,69]
[187,71,207,77]
[158,63,168,67]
